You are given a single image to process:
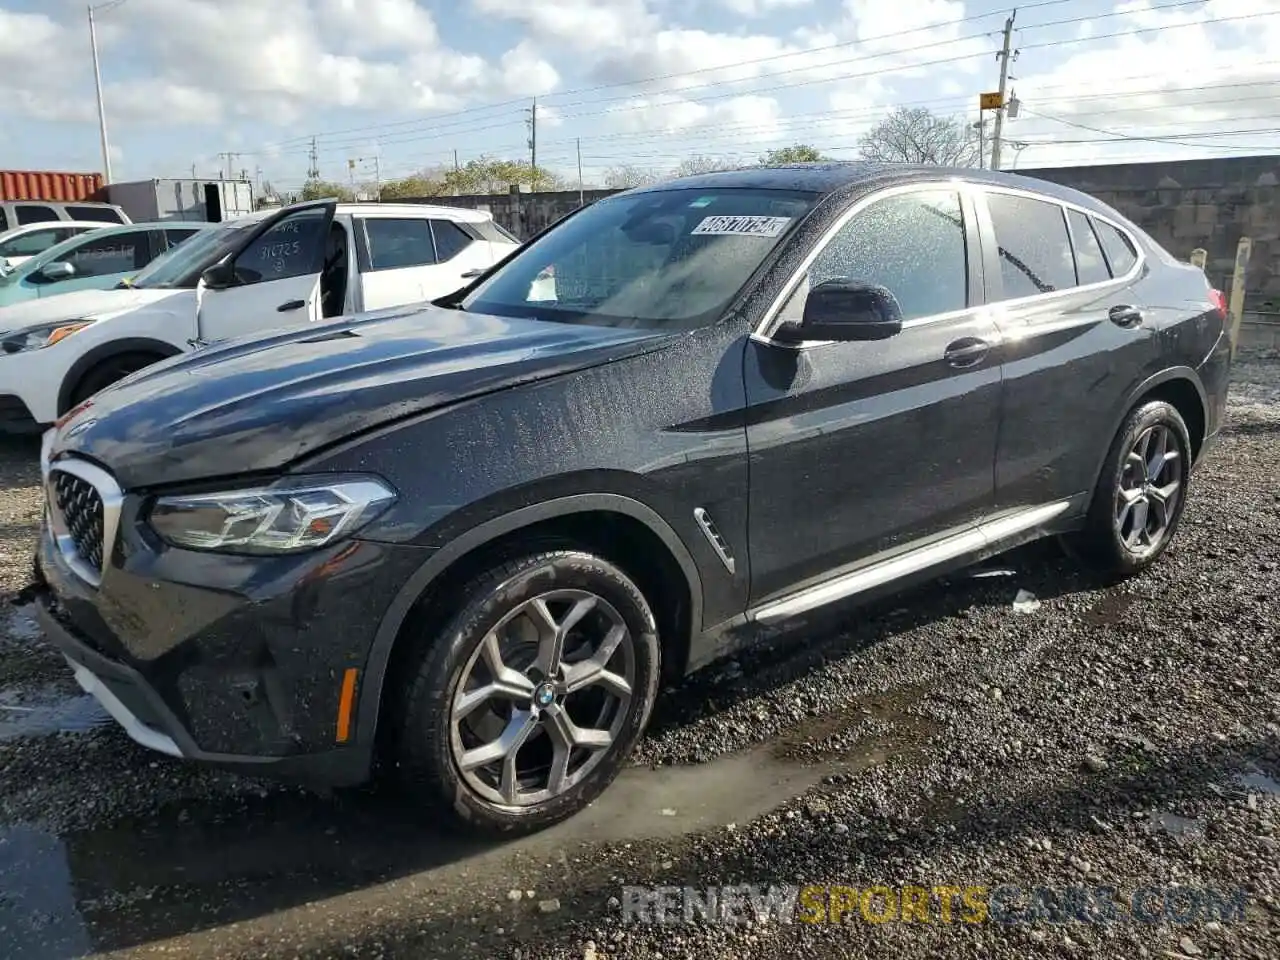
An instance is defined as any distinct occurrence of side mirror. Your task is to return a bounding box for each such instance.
[200,262,236,290]
[34,261,76,283]
[781,279,904,343]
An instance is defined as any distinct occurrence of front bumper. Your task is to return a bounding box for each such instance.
[32,473,433,786]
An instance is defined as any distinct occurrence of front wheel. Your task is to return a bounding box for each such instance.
[394,550,661,834]
[67,352,165,410]
[1074,400,1192,578]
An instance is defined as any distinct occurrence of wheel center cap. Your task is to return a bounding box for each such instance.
[534,683,556,708]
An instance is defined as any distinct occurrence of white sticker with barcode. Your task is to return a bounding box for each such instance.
[691,215,792,238]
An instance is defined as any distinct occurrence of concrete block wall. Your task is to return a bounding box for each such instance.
[1020,155,1280,307]
[422,154,1280,307]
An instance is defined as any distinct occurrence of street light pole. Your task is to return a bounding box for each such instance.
[88,0,125,184]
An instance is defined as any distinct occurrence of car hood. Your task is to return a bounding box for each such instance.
[0,287,177,333]
[52,304,671,488]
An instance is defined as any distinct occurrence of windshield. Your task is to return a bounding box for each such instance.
[461,187,820,329]
[129,220,256,289]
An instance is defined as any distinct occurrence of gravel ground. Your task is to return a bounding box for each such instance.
[0,348,1277,960]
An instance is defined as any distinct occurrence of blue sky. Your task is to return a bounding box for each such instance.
[2,0,1279,191]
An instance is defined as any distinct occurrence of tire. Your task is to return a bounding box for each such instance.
[394,549,661,835]
[67,352,164,410]
[1074,400,1192,578]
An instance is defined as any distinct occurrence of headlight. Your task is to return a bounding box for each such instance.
[0,319,96,354]
[148,475,397,554]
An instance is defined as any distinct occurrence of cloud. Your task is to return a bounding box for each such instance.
[714,0,813,17]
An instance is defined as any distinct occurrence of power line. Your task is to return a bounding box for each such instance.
[246,0,1207,159]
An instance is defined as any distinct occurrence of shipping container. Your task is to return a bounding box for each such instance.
[96,178,255,223]
[0,170,104,202]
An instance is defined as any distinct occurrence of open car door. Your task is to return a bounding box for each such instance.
[194,200,337,345]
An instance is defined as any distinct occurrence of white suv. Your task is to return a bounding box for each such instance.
[0,199,519,433]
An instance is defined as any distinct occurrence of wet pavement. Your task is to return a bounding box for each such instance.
[1,361,1278,960]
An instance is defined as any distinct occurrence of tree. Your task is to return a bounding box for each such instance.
[441,157,563,195]
[604,164,662,189]
[379,167,452,199]
[299,179,354,202]
[856,107,978,166]
[760,144,827,166]
[671,155,739,177]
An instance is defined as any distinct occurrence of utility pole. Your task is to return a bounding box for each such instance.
[307,137,320,182]
[527,99,538,188]
[989,8,1017,171]
[216,152,239,180]
[87,1,125,183]
[576,137,584,206]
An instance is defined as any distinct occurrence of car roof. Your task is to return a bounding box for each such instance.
[335,202,491,222]
[0,221,110,240]
[625,161,1122,219]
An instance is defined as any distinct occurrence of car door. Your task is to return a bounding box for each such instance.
[426,218,497,297]
[744,184,1002,604]
[356,215,437,309]
[975,187,1158,513]
[195,202,336,344]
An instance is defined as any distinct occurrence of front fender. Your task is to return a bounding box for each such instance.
[350,492,705,757]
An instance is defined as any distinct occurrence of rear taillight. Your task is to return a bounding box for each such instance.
[1210,288,1227,317]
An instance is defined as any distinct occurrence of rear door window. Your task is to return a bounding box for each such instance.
[985,192,1077,299]
[1094,220,1139,277]
[15,204,59,225]
[363,218,437,269]
[1066,209,1111,285]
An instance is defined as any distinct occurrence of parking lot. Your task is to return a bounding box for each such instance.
[0,348,1277,960]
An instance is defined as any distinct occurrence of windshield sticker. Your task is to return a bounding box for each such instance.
[691,215,791,238]
[688,196,715,208]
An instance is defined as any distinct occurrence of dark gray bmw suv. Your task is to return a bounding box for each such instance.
[31,164,1231,834]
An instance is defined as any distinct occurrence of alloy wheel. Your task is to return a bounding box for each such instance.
[1114,423,1184,556]
[448,589,635,808]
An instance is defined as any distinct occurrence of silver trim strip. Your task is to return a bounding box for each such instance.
[749,500,1072,625]
[44,455,124,589]
[64,655,183,757]
[753,179,1146,348]
[694,506,736,575]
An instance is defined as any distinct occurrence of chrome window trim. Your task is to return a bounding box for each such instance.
[43,452,123,589]
[752,178,1146,348]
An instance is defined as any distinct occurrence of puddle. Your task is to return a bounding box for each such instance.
[0,824,93,960]
[1232,765,1280,796]
[1148,811,1207,844]
[0,684,110,741]
[0,606,42,644]
[1083,593,1136,627]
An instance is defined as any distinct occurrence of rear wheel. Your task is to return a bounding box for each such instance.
[67,352,165,410]
[394,550,661,834]
[1074,400,1191,578]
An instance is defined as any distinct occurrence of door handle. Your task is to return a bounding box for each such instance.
[1109,304,1144,328]
[460,268,485,279]
[944,338,991,367]
[277,299,306,312]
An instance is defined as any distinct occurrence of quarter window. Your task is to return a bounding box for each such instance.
[364,218,437,270]
[15,204,59,224]
[55,232,148,277]
[430,219,473,262]
[798,189,969,322]
[232,208,327,284]
[1067,209,1111,286]
[986,193,1077,299]
[1094,220,1138,277]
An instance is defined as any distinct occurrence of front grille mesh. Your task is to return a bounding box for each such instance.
[52,471,105,571]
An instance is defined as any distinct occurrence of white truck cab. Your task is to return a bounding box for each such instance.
[0,199,520,433]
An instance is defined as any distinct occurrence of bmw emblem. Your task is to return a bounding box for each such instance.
[535,683,555,708]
